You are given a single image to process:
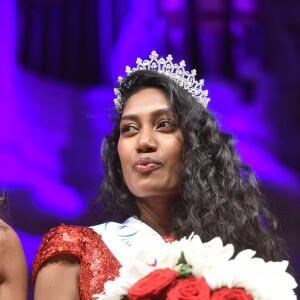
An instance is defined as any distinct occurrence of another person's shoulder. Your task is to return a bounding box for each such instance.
[0,219,26,277]
[0,219,28,300]
[0,219,24,258]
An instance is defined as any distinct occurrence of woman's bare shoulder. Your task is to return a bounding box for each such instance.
[0,219,23,255]
[0,219,27,272]
[0,219,28,299]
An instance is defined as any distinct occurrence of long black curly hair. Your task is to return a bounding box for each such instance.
[94,70,285,262]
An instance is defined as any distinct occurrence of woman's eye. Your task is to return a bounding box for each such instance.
[157,120,177,130]
[120,124,138,133]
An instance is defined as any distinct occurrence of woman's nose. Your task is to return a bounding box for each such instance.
[136,129,157,153]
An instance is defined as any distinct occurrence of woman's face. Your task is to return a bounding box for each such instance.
[118,88,183,201]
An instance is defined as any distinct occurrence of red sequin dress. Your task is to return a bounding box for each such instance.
[32,224,174,300]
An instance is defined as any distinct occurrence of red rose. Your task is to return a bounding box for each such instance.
[166,277,210,300]
[211,287,254,300]
[128,268,179,300]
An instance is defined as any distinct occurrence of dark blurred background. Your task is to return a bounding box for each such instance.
[0,0,299,298]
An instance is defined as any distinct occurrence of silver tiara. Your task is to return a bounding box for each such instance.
[113,50,210,112]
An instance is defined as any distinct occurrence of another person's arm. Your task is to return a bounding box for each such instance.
[34,254,80,300]
[0,221,28,300]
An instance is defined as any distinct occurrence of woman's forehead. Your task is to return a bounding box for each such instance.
[122,88,172,116]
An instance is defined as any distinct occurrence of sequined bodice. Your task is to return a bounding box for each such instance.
[32,224,174,300]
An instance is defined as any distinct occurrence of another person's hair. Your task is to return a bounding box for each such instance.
[0,189,8,221]
[94,70,284,262]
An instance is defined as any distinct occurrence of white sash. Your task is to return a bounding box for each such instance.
[90,217,165,266]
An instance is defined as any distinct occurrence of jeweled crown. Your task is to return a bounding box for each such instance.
[114,50,210,112]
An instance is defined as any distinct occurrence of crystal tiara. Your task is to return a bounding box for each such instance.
[113,50,210,112]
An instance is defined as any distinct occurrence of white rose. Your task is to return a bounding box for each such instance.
[184,235,234,278]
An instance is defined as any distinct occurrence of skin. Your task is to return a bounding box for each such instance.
[118,88,183,235]
[0,219,28,300]
[34,254,80,300]
[34,88,183,298]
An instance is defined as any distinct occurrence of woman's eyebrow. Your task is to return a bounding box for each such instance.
[121,108,176,122]
[120,114,139,122]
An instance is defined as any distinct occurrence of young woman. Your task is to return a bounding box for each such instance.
[33,51,284,299]
[0,195,28,299]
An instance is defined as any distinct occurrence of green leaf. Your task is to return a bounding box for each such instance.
[178,264,193,278]
[177,251,187,265]
[121,295,128,300]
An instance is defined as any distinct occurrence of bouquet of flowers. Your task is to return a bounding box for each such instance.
[93,234,297,300]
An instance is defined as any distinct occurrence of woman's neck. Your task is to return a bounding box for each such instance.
[137,197,173,236]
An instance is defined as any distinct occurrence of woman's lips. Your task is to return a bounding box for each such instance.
[133,157,163,174]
